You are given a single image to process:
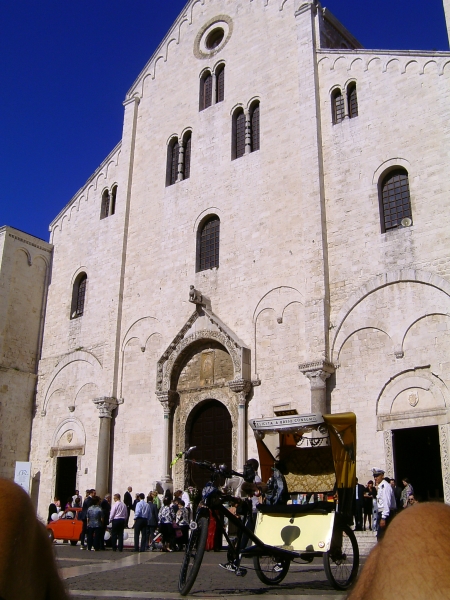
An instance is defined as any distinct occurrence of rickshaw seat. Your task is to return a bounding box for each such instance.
[257,501,334,515]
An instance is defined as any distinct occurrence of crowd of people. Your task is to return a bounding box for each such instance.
[353,468,416,541]
[48,486,195,553]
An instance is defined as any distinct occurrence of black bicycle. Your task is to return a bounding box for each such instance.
[178,451,359,595]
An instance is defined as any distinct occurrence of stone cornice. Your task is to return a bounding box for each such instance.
[317,48,450,58]
[299,360,335,375]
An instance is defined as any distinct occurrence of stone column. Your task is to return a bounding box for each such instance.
[211,72,217,105]
[438,424,450,505]
[177,139,185,182]
[228,380,252,470]
[299,361,334,414]
[383,430,394,478]
[93,397,118,498]
[156,391,178,488]
[244,109,251,155]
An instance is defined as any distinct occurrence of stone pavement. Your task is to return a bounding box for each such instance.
[55,545,356,600]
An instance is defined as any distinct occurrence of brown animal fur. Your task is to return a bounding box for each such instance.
[0,478,69,600]
[347,502,450,600]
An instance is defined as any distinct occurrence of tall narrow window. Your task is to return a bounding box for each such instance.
[347,83,358,119]
[166,138,179,186]
[197,216,220,271]
[110,185,117,216]
[200,71,213,111]
[71,273,87,319]
[232,108,245,160]
[250,102,260,152]
[380,169,412,232]
[183,133,192,180]
[216,65,225,103]
[100,190,110,219]
[332,89,345,124]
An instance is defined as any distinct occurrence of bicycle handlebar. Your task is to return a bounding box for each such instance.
[185,458,244,480]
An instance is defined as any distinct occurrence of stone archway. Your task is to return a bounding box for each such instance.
[156,304,252,489]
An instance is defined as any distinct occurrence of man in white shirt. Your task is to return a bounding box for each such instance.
[373,467,395,541]
[109,493,128,552]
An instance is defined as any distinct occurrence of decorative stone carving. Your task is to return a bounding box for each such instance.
[156,390,178,415]
[68,405,75,412]
[189,285,203,305]
[299,360,335,389]
[395,349,404,359]
[408,392,419,407]
[438,424,450,505]
[93,397,119,419]
[228,379,252,406]
[384,430,394,477]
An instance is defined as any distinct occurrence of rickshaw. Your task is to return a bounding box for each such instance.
[178,412,359,595]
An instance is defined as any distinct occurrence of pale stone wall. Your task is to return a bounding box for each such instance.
[318,48,450,480]
[30,144,127,514]
[0,227,52,480]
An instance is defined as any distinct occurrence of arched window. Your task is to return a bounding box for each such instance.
[250,101,260,152]
[232,108,245,160]
[183,132,192,180]
[332,89,345,124]
[71,273,87,319]
[379,169,412,232]
[110,185,117,216]
[199,71,213,111]
[347,83,358,119]
[197,216,220,271]
[100,190,110,219]
[216,65,225,103]
[166,138,179,186]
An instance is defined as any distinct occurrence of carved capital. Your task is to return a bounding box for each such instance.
[93,397,119,419]
[228,379,252,407]
[156,390,178,415]
[299,360,335,389]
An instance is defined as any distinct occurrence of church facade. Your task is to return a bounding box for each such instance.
[29,0,450,516]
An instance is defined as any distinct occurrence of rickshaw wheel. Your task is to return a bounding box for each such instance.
[178,516,209,596]
[253,555,290,584]
[323,524,359,590]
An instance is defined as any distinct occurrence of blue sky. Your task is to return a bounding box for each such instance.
[1,0,447,242]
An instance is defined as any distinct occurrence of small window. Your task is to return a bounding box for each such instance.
[110,185,117,216]
[197,216,220,272]
[200,71,213,111]
[347,83,358,119]
[250,102,260,152]
[183,133,192,180]
[332,89,345,124]
[380,169,412,232]
[232,108,245,160]
[166,138,179,186]
[100,190,110,220]
[216,65,225,103]
[206,28,224,50]
[71,273,87,319]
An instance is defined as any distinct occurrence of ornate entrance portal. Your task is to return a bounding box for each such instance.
[188,400,232,490]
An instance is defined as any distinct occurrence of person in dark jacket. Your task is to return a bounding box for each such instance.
[100,494,111,550]
[146,497,159,549]
[80,489,95,549]
[124,486,133,528]
[353,478,366,531]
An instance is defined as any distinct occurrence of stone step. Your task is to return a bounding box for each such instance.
[353,530,377,556]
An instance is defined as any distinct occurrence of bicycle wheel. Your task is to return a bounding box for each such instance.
[323,523,359,590]
[253,555,290,584]
[178,516,209,595]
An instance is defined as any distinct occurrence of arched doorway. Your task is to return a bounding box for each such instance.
[187,400,232,490]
